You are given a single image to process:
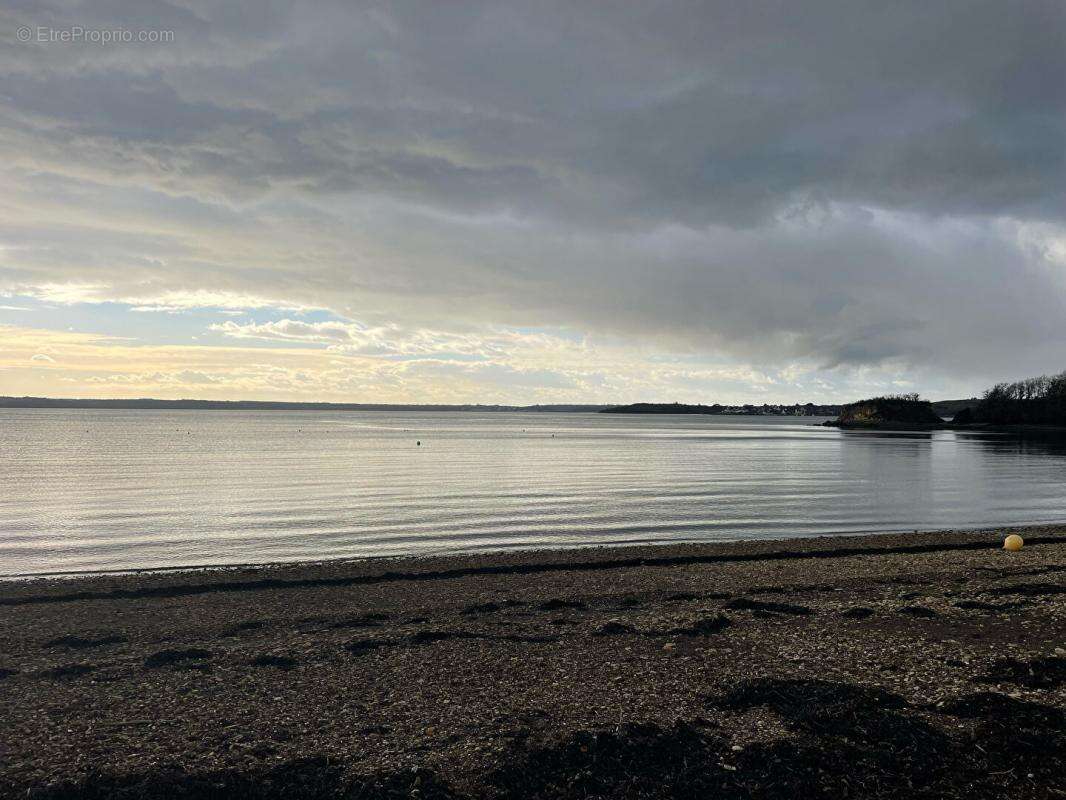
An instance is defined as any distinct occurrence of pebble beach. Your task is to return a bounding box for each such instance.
[2,526,1065,799]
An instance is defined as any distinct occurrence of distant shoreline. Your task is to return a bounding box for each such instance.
[0,396,609,413]
[0,396,971,415]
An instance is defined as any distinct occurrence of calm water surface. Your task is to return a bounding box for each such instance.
[2,409,1066,576]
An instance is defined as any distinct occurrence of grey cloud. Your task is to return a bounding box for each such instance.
[4,1,1064,224]
[2,1,1066,394]
[277,1,1061,223]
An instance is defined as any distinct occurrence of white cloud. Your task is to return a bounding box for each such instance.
[209,318,556,359]
[3,322,955,404]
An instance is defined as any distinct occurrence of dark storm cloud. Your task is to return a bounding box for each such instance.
[2,0,1065,388]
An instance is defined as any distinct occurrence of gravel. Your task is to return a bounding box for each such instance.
[1,526,1064,798]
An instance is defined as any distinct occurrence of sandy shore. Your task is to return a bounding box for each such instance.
[2,526,1065,799]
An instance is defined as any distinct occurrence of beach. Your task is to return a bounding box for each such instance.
[2,526,1065,799]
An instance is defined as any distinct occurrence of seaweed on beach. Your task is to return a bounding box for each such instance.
[666,614,732,637]
[345,638,395,656]
[841,606,874,618]
[9,759,460,800]
[489,680,1066,799]
[539,599,587,611]
[250,654,298,671]
[45,634,127,649]
[980,655,1066,688]
[592,620,636,636]
[488,722,730,799]
[898,605,938,618]
[725,597,812,616]
[12,686,1066,800]
[144,648,212,668]
[42,663,98,679]
[461,602,505,615]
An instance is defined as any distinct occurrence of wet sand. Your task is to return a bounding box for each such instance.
[2,526,1065,799]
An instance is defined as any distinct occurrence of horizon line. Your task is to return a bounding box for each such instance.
[0,395,974,409]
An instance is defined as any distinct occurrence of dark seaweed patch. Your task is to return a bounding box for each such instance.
[144,649,212,669]
[5,759,458,800]
[665,592,701,602]
[345,639,395,657]
[251,655,298,671]
[539,599,587,612]
[981,655,1066,689]
[725,598,812,616]
[45,634,127,650]
[667,614,732,637]
[592,621,636,636]
[841,607,874,619]
[224,620,266,636]
[898,605,938,618]
[44,663,97,679]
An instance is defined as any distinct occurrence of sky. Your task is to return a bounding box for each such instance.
[1,1,1065,404]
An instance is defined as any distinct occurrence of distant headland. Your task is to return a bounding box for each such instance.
[824,369,1066,429]
[601,402,842,416]
[825,395,945,429]
[600,399,978,418]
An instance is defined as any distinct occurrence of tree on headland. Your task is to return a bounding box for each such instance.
[974,370,1066,425]
[833,394,942,427]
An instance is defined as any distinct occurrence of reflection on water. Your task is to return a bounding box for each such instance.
[1,409,1065,576]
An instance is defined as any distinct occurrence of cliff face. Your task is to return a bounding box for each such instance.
[833,396,943,428]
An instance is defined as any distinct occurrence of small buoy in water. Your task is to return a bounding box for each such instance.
[1003,534,1024,552]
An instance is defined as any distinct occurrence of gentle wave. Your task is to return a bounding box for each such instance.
[2,409,1066,575]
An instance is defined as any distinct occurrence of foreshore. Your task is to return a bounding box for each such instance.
[2,526,1065,799]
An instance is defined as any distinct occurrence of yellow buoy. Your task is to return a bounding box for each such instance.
[1003,534,1024,552]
